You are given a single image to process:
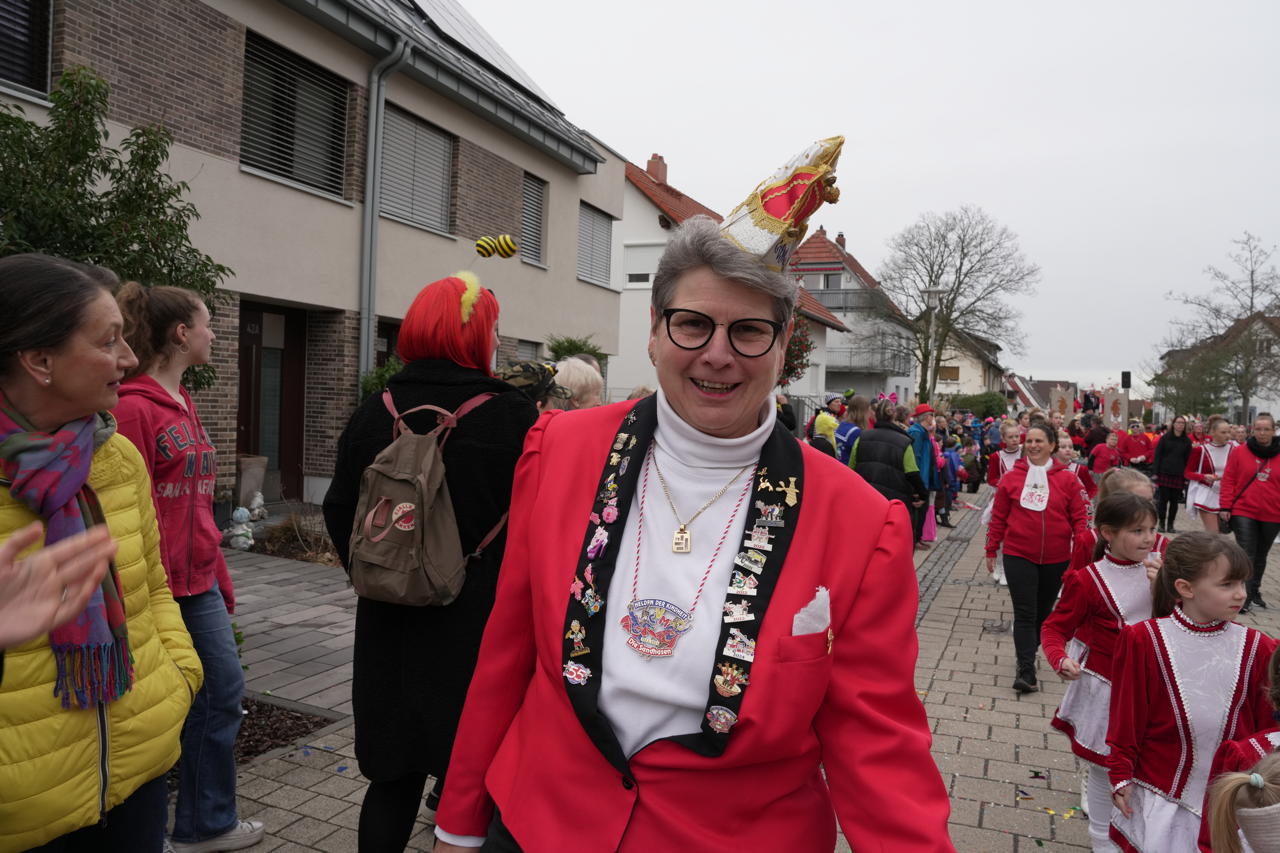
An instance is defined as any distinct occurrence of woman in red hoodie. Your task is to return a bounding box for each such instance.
[113,284,264,853]
[986,420,1090,694]
[1220,413,1280,614]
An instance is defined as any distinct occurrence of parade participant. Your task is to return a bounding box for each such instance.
[323,272,539,852]
[1219,413,1279,613]
[1119,421,1154,474]
[1207,753,1280,853]
[1198,647,1280,851]
[1089,430,1123,481]
[985,421,1090,693]
[1017,409,1032,437]
[1232,423,1248,444]
[1191,419,1208,445]
[834,393,869,466]
[113,282,264,852]
[851,399,930,542]
[0,253,202,852]
[1152,415,1191,533]
[432,139,954,853]
[1042,493,1159,852]
[1057,428,1097,501]
[1067,417,1087,456]
[983,420,1024,585]
[1068,468,1168,574]
[542,357,604,410]
[1185,414,1233,534]
[1107,533,1277,852]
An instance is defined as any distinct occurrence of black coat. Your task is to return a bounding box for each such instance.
[1153,432,1192,480]
[322,359,538,782]
[852,422,927,505]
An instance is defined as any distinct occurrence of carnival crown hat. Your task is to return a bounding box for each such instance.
[718,136,844,272]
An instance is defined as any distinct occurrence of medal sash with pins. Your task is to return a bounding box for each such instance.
[559,394,804,761]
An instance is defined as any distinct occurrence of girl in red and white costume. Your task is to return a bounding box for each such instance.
[1057,429,1097,502]
[984,420,1023,586]
[1068,468,1169,575]
[1107,533,1278,852]
[1197,647,1280,851]
[1185,415,1234,534]
[1042,493,1159,852]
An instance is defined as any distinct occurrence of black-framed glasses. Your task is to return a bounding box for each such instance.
[661,308,782,358]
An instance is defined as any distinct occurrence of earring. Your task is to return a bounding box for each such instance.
[179,344,190,355]
[45,377,52,385]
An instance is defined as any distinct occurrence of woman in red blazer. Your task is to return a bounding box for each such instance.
[432,213,953,852]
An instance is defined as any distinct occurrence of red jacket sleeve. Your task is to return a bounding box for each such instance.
[985,480,1011,558]
[1184,445,1209,485]
[1068,529,1096,574]
[1041,568,1091,671]
[1067,476,1089,543]
[1217,445,1246,513]
[1106,623,1151,790]
[986,452,1000,486]
[1077,465,1097,500]
[434,415,551,837]
[817,501,955,851]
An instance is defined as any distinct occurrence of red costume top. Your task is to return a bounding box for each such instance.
[1106,609,1277,852]
[1090,444,1123,473]
[1184,442,1234,512]
[1197,726,1280,851]
[985,459,1090,564]
[434,397,954,852]
[1120,432,1154,467]
[986,446,1020,487]
[1041,555,1154,765]
[1067,460,1097,500]
[1218,441,1280,523]
[1068,529,1169,575]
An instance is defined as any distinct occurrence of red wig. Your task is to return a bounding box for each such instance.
[397,272,499,373]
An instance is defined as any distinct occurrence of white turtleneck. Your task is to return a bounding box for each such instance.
[600,388,775,757]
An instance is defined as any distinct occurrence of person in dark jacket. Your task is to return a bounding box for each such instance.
[322,272,538,852]
[850,400,928,544]
[1151,415,1192,533]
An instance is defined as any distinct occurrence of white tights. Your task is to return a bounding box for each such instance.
[1087,763,1119,852]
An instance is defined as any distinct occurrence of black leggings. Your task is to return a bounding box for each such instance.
[359,772,441,852]
[1230,515,1280,598]
[1002,554,1068,680]
[1155,485,1183,528]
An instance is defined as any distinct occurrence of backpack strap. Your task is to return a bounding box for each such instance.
[381,391,497,445]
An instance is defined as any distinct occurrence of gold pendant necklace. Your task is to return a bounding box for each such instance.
[650,452,753,553]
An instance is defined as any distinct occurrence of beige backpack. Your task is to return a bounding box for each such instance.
[347,390,503,606]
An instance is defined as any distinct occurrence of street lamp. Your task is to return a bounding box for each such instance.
[922,287,947,401]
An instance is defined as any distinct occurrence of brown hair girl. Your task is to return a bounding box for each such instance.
[1151,530,1252,618]
[115,282,204,377]
[1092,493,1158,562]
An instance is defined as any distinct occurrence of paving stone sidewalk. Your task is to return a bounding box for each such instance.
[217,493,1280,851]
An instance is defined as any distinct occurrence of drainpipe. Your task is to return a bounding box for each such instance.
[358,37,412,380]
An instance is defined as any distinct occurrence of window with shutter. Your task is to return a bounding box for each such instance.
[240,32,348,197]
[516,339,540,361]
[520,174,547,264]
[380,105,452,232]
[577,203,612,286]
[0,0,50,93]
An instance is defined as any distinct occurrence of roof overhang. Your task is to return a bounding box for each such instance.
[277,0,604,175]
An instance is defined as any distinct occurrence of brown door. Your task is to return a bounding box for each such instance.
[237,303,306,501]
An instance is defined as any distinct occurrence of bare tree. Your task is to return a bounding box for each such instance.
[1164,232,1280,420]
[878,206,1039,403]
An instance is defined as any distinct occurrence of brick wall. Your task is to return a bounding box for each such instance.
[304,309,361,480]
[345,84,368,202]
[53,0,245,161]
[452,138,521,241]
[190,292,240,500]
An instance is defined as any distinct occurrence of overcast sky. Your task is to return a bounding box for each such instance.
[460,0,1280,393]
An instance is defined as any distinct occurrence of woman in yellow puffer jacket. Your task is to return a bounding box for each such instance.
[0,254,203,853]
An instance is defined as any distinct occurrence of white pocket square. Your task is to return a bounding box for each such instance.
[792,586,830,635]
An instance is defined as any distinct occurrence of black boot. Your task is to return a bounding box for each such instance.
[1012,664,1038,694]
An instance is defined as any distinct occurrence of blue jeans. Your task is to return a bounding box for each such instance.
[172,587,245,843]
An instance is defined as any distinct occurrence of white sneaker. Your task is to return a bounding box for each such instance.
[169,820,265,853]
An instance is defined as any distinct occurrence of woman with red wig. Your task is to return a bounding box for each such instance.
[323,272,538,852]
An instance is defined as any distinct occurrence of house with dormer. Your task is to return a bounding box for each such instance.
[788,228,917,402]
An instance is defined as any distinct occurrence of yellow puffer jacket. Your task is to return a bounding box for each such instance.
[0,432,203,852]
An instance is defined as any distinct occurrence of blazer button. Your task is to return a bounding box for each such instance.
[621,776,635,790]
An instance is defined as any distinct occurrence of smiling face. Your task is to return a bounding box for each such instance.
[1178,555,1248,622]
[651,266,789,439]
[1101,513,1157,563]
[1023,425,1055,464]
[42,290,138,424]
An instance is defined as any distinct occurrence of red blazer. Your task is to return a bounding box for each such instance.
[1197,726,1280,851]
[435,398,953,852]
[1219,442,1280,523]
[985,459,1090,564]
[1106,613,1276,800]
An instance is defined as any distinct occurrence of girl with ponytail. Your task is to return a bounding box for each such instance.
[1207,753,1280,853]
[113,283,264,851]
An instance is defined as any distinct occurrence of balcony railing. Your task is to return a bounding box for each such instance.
[826,345,914,376]
[811,289,887,312]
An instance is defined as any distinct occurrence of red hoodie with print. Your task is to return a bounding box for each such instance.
[114,375,234,612]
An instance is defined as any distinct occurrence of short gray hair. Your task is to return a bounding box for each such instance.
[652,215,796,325]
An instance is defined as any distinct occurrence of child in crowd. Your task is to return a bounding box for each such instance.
[1069,468,1169,574]
[983,420,1023,585]
[1042,493,1159,852]
[1185,414,1234,535]
[940,436,962,526]
[1107,533,1278,851]
[1207,753,1280,853]
[960,437,982,494]
[1090,431,1123,480]
[1058,429,1097,502]
[1199,647,1280,851]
